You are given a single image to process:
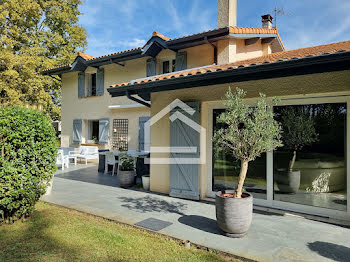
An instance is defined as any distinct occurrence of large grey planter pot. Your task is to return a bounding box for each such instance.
[215,191,253,238]
[118,170,135,188]
[275,169,301,194]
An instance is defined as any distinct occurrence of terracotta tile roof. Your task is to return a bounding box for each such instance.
[43,26,284,73]
[110,40,350,88]
[42,63,72,73]
[84,47,142,61]
[229,26,278,34]
[77,52,95,60]
[153,31,171,41]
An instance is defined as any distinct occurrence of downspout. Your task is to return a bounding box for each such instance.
[205,36,217,65]
[126,91,151,108]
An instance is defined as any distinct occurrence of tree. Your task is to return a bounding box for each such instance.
[280,107,318,171]
[214,88,283,198]
[0,0,87,120]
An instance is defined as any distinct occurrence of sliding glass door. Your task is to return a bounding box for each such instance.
[212,109,267,200]
[273,103,347,211]
[210,97,349,218]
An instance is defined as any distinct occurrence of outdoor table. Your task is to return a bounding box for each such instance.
[98,151,149,174]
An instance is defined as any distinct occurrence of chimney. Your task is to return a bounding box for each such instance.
[218,0,237,28]
[262,14,273,29]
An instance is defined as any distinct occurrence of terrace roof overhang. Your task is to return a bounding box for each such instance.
[107,51,350,101]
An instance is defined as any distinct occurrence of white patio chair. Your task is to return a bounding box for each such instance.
[56,149,69,170]
[105,152,118,175]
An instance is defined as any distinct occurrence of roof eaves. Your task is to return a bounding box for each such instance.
[166,27,229,46]
[86,48,143,67]
[41,64,72,75]
[107,50,350,97]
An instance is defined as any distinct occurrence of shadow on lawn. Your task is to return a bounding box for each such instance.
[308,241,350,262]
[0,208,80,261]
[118,195,187,215]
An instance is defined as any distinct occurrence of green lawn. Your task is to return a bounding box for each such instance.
[0,202,241,262]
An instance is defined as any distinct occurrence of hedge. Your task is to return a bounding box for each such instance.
[0,106,57,223]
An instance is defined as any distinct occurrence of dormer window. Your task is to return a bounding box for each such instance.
[162,59,176,74]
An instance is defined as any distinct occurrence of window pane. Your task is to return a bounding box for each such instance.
[212,109,267,199]
[92,121,99,140]
[273,103,347,211]
[163,61,170,74]
[91,73,96,96]
[172,60,176,72]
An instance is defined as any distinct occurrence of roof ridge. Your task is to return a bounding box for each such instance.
[77,52,95,60]
[87,47,142,61]
[153,31,171,41]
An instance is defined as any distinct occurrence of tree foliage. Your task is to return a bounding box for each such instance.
[215,88,283,162]
[0,106,57,224]
[280,107,318,151]
[0,0,87,120]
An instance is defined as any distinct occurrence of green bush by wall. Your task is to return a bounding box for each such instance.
[0,107,57,223]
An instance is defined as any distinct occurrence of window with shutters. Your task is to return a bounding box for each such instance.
[86,120,99,142]
[86,73,97,97]
[162,59,176,74]
[112,119,128,151]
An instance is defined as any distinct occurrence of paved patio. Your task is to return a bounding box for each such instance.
[42,165,350,262]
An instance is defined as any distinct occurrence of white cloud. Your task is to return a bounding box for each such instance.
[121,38,147,48]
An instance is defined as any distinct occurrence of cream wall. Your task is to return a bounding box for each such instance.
[61,39,274,151]
[217,38,272,65]
[149,70,350,198]
[182,44,215,68]
[61,57,151,150]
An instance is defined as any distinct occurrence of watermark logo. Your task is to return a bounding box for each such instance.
[144,99,206,165]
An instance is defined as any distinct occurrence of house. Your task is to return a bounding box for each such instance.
[44,0,350,221]
[42,0,283,152]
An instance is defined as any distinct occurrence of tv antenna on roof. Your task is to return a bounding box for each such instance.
[274,7,291,28]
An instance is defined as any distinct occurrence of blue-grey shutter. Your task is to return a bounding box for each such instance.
[73,119,82,143]
[139,116,150,151]
[96,68,104,96]
[146,58,156,77]
[175,52,187,71]
[98,118,109,144]
[170,101,200,200]
[78,72,85,98]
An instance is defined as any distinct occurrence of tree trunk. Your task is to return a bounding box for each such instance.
[235,160,249,198]
[289,150,297,171]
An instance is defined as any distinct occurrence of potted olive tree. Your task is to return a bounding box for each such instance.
[117,153,136,188]
[214,88,282,238]
[275,107,318,193]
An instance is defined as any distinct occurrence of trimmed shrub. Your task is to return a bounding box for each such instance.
[0,107,57,223]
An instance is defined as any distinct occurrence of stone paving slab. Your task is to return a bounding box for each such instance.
[42,177,350,262]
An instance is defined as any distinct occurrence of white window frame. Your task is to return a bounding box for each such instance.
[161,59,176,74]
[206,92,350,221]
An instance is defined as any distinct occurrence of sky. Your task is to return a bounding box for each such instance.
[79,0,350,57]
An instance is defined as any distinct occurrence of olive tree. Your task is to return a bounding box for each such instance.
[280,107,318,171]
[214,88,282,198]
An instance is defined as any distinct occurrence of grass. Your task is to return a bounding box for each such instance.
[0,202,242,262]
